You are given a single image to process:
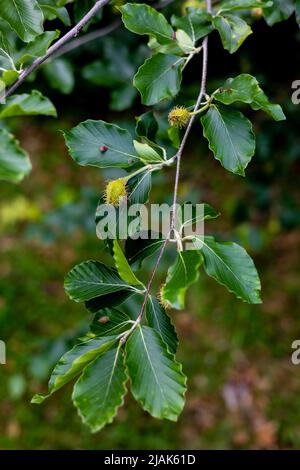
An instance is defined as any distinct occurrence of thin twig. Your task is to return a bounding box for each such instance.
[0,0,111,101]
[135,0,212,324]
[53,19,121,59]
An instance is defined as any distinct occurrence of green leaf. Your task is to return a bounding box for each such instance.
[295,0,300,26]
[125,232,165,269]
[110,84,137,112]
[133,140,164,164]
[0,33,15,71]
[64,120,141,169]
[113,240,143,287]
[72,343,127,433]
[31,335,117,403]
[64,260,135,303]
[90,307,135,337]
[171,9,213,42]
[126,325,186,421]
[147,36,183,56]
[0,0,44,42]
[178,202,220,231]
[55,0,69,6]
[0,90,57,117]
[263,0,295,25]
[2,69,19,86]
[218,0,273,14]
[127,170,152,204]
[17,30,60,66]
[43,58,75,95]
[0,129,31,183]
[213,14,252,53]
[83,50,138,109]
[161,251,203,310]
[199,235,262,304]
[146,296,178,354]
[134,54,184,105]
[86,291,134,313]
[136,111,158,142]
[82,37,142,88]
[201,104,255,176]
[0,53,15,73]
[168,126,181,149]
[251,92,286,122]
[39,3,70,26]
[83,60,122,88]
[120,3,174,46]
[175,29,195,54]
[0,31,12,57]
[95,196,137,241]
[214,74,286,121]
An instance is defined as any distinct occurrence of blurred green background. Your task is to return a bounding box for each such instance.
[1,4,300,450]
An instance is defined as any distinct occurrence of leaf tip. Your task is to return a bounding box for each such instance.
[31,394,48,404]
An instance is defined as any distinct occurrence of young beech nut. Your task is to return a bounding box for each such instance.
[158,285,171,310]
[168,106,191,129]
[104,177,127,206]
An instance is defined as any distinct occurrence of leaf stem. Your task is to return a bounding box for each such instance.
[125,159,173,183]
[182,46,203,71]
[189,101,211,116]
[124,165,152,182]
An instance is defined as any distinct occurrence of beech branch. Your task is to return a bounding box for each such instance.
[136,0,213,324]
[0,0,111,101]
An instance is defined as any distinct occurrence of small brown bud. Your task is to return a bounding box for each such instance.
[98,316,110,324]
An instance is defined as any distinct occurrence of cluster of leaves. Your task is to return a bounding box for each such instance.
[263,0,300,25]
[80,0,300,113]
[0,0,296,183]
[0,0,297,432]
[0,0,70,182]
[0,0,106,183]
[31,0,290,431]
